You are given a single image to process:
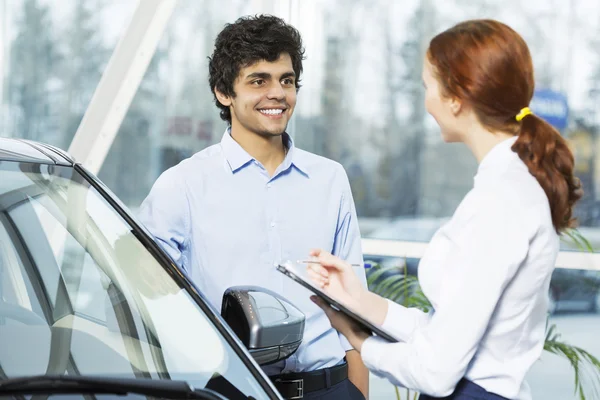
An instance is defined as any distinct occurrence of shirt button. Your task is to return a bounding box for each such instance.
[270,222,276,228]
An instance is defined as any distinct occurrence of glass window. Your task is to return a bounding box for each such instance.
[0,212,47,323]
[28,197,112,321]
[287,0,600,248]
[104,0,600,251]
[0,160,269,399]
[0,0,137,150]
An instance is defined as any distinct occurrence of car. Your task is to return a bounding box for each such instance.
[365,217,600,314]
[0,138,305,399]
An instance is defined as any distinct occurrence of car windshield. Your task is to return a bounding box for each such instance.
[0,160,270,399]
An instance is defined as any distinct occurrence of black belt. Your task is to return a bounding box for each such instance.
[269,362,348,399]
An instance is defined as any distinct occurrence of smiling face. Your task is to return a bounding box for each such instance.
[215,53,297,138]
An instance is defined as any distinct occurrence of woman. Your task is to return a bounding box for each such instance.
[307,19,582,400]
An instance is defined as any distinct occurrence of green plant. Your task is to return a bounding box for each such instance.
[366,262,424,400]
[366,227,600,400]
[544,324,600,400]
[562,228,594,253]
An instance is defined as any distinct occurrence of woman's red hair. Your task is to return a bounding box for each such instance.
[428,19,582,232]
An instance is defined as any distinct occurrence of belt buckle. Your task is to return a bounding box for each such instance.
[288,379,303,399]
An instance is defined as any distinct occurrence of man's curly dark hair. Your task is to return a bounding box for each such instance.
[208,14,305,124]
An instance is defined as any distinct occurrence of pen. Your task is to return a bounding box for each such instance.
[297,260,372,268]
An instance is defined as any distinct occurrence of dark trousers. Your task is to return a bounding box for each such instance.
[301,378,365,400]
[419,379,510,400]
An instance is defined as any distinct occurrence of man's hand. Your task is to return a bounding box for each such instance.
[310,296,370,351]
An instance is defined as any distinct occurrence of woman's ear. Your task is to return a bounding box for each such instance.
[215,88,232,107]
[449,97,462,116]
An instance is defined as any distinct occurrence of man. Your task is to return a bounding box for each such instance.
[138,15,369,400]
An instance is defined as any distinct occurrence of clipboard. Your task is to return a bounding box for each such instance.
[276,260,398,343]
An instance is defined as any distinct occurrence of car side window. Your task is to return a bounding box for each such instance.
[0,161,272,398]
[26,197,112,323]
[0,214,46,323]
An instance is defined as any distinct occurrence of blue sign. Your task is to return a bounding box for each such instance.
[530,89,569,130]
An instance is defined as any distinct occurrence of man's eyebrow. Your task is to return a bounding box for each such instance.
[245,71,296,80]
[281,71,296,79]
[246,72,271,80]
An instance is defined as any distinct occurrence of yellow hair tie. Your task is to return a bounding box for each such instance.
[516,107,532,122]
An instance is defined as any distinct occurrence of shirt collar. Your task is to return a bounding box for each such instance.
[281,134,310,177]
[220,129,253,172]
[220,128,310,176]
[477,136,519,174]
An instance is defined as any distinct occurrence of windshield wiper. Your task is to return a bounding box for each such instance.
[0,375,227,399]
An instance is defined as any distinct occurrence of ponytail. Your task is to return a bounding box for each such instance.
[511,115,583,233]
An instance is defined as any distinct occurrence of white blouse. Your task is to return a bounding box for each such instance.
[361,137,559,399]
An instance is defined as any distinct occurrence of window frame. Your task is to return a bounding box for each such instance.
[362,238,600,271]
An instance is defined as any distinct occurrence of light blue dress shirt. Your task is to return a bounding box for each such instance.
[138,130,367,374]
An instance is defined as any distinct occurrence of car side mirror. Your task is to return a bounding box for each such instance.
[221,286,305,366]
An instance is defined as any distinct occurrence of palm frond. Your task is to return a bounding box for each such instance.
[561,228,594,252]
[368,265,432,312]
[367,265,404,286]
[376,275,414,298]
[544,323,600,400]
[369,263,427,399]
[553,229,600,399]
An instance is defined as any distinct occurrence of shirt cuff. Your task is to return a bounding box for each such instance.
[381,299,423,342]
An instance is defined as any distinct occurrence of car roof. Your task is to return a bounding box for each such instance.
[0,137,74,166]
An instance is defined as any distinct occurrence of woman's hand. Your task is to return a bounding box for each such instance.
[310,295,370,352]
[307,249,391,327]
[306,249,368,311]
